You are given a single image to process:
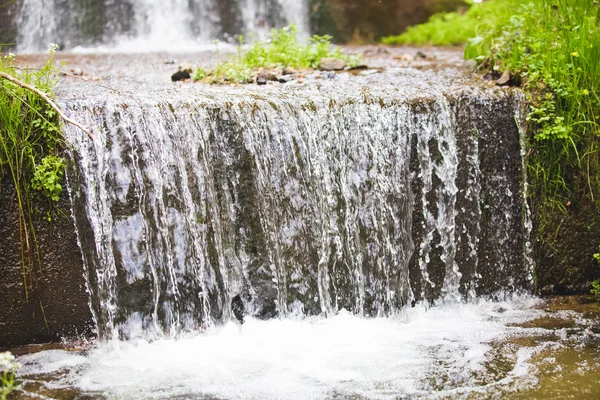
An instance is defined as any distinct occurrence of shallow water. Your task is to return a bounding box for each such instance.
[12,296,600,400]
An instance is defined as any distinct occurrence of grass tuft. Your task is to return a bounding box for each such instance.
[0,46,65,299]
[195,25,360,84]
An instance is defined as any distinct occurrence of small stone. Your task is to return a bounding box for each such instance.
[416,51,427,59]
[71,68,83,76]
[171,70,191,82]
[359,69,379,76]
[178,62,194,73]
[321,71,336,80]
[496,70,511,86]
[394,53,414,62]
[346,64,368,71]
[277,75,293,83]
[319,57,347,71]
[282,67,295,75]
[257,71,278,82]
[163,60,176,65]
[256,77,267,85]
[363,47,389,56]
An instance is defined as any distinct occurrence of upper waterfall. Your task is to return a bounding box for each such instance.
[16,0,310,52]
[54,52,532,340]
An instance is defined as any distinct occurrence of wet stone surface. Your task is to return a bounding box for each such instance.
[3,46,531,342]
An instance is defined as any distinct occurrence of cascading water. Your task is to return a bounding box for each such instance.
[57,74,532,340]
[16,0,310,52]
[13,53,596,399]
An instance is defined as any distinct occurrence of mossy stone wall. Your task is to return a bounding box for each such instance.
[0,176,93,350]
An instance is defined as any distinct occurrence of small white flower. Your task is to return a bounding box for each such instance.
[48,42,59,52]
[0,351,19,372]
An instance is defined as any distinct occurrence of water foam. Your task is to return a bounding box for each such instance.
[19,297,544,399]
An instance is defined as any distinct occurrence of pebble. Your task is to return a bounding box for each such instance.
[319,57,347,71]
[171,70,191,82]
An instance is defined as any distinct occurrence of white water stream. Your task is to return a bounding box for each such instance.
[8,50,600,400]
[19,296,552,399]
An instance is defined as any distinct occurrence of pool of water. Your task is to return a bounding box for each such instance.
[10,296,600,400]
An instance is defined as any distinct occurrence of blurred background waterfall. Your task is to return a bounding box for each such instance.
[0,0,465,52]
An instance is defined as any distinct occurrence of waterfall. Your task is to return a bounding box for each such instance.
[16,0,310,52]
[61,82,532,340]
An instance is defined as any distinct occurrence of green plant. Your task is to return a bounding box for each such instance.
[386,0,600,289]
[464,0,599,213]
[592,247,600,299]
[195,25,360,84]
[0,44,64,300]
[0,351,19,400]
[382,1,484,46]
[591,280,600,299]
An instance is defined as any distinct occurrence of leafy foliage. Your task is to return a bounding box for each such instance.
[382,1,489,46]
[387,0,600,283]
[0,45,65,299]
[195,26,359,84]
[464,0,600,212]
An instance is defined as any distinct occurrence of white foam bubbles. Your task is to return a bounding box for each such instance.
[18,296,546,399]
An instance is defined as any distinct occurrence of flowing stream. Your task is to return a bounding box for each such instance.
[9,52,600,398]
[56,64,531,339]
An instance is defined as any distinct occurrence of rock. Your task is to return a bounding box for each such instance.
[231,294,245,324]
[282,67,295,75]
[256,77,267,85]
[319,57,347,71]
[163,60,176,65]
[171,70,191,82]
[496,70,511,86]
[363,47,389,56]
[277,75,294,83]
[394,53,414,62]
[416,51,427,59]
[71,68,83,76]
[178,62,194,73]
[321,71,336,80]
[346,64,369,71]
[359,69,379,76]
[257,71,278,82]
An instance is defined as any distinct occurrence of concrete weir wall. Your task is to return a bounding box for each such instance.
[0,177,93,350]
[0,85,530,347]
